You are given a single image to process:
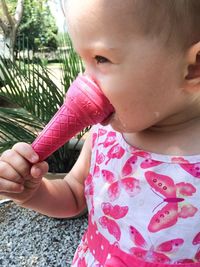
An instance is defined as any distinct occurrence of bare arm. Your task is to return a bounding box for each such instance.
[0,130,92,218]
[21,132,92,218]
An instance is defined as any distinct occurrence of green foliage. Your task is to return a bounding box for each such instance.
[16,0,58,52]
[0,35,86,173]
[0,0,17,18]
[59,34,84,89]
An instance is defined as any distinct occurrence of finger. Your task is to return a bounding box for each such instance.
[12,142,39,164]
[0,178,24,194]
[1,149,32,179]
[23,162,49,191]
[0,161,23,184]
[30,161,49,179]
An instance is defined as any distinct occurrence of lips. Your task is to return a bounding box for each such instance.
[101,113,133,134]
[101,112,125,132]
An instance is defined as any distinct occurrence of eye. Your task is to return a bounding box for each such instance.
[94,55,110,64]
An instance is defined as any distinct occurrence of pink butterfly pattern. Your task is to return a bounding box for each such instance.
[176,232,200,263]
[193,232,200,246]
[72,233,88,267]
[96,150,106,165]
[73,126,200,266]
[99,202,128,241]
[171,157,200,178]
[98,128,107,137]
[129,225,184,264]
[141,158,162,169]
[85,173,94,196]
[92,132,98,148]
[175,248,200,263]
[98,131,117,147]
[105,144,125,165]
[93,164,100,178]
[180,160,200,179]
[122,155,138,176]
[145,171,198,232]
[132,151,162,169]
[102,169,141,201]
[85,173,95,217]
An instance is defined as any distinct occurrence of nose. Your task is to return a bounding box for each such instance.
[83,71,96,83]
[104,256,128,267]
[83,63,93,76]
[83,64,98,84]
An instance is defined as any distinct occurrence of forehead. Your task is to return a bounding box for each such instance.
[65,0,135,16]
[65,0,139,37]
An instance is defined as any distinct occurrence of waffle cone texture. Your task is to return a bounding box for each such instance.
[32,75,114,161]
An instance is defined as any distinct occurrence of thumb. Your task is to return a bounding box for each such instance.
[24,162,49,190]
[30,161,49,179]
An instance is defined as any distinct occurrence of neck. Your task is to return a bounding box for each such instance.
[123,103,200,156]
[148,104,200,134]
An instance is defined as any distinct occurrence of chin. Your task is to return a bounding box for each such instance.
[111,121,152,134]
[109,122,135,133]
[103,113,146,133]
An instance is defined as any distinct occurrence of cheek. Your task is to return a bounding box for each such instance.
[102,79,138,112]
[96,69,169,115]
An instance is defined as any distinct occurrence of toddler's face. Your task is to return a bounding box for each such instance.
[65,0,186,133]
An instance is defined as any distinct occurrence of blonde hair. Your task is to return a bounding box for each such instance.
[133,0,200,50]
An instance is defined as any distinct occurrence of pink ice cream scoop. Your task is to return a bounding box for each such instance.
[31,75,114,161]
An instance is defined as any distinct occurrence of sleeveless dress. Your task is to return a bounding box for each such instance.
[71,124,200,267]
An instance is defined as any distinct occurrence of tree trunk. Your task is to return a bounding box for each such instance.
[0,0,24,60]
[5,26,17,60]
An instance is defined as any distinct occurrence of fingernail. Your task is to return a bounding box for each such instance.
[35,168,41,177]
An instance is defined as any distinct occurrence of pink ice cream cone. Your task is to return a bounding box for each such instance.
[32,75,114,161]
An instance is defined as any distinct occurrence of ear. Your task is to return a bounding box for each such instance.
[183,41,200,92]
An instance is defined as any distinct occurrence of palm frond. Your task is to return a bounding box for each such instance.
[0,34,87,172]
[59,35,85,91]
[0,58,64,122]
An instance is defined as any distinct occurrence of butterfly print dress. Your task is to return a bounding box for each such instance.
[71,124,200,267]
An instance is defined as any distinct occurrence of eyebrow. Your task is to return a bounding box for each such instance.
[90,43,121,54]
[74,41,122,59]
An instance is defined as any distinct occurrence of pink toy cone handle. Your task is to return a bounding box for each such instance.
[32,75,114,161]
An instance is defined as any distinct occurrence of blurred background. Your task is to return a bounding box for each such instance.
[0,0,87,174]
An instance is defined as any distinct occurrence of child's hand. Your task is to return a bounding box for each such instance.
[0,142,49,204]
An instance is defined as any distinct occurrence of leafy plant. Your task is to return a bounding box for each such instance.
[0,36,86,173]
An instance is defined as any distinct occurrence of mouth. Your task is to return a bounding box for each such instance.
[101,113,131,133]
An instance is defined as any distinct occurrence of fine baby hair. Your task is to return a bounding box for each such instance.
[122,0,200,51]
